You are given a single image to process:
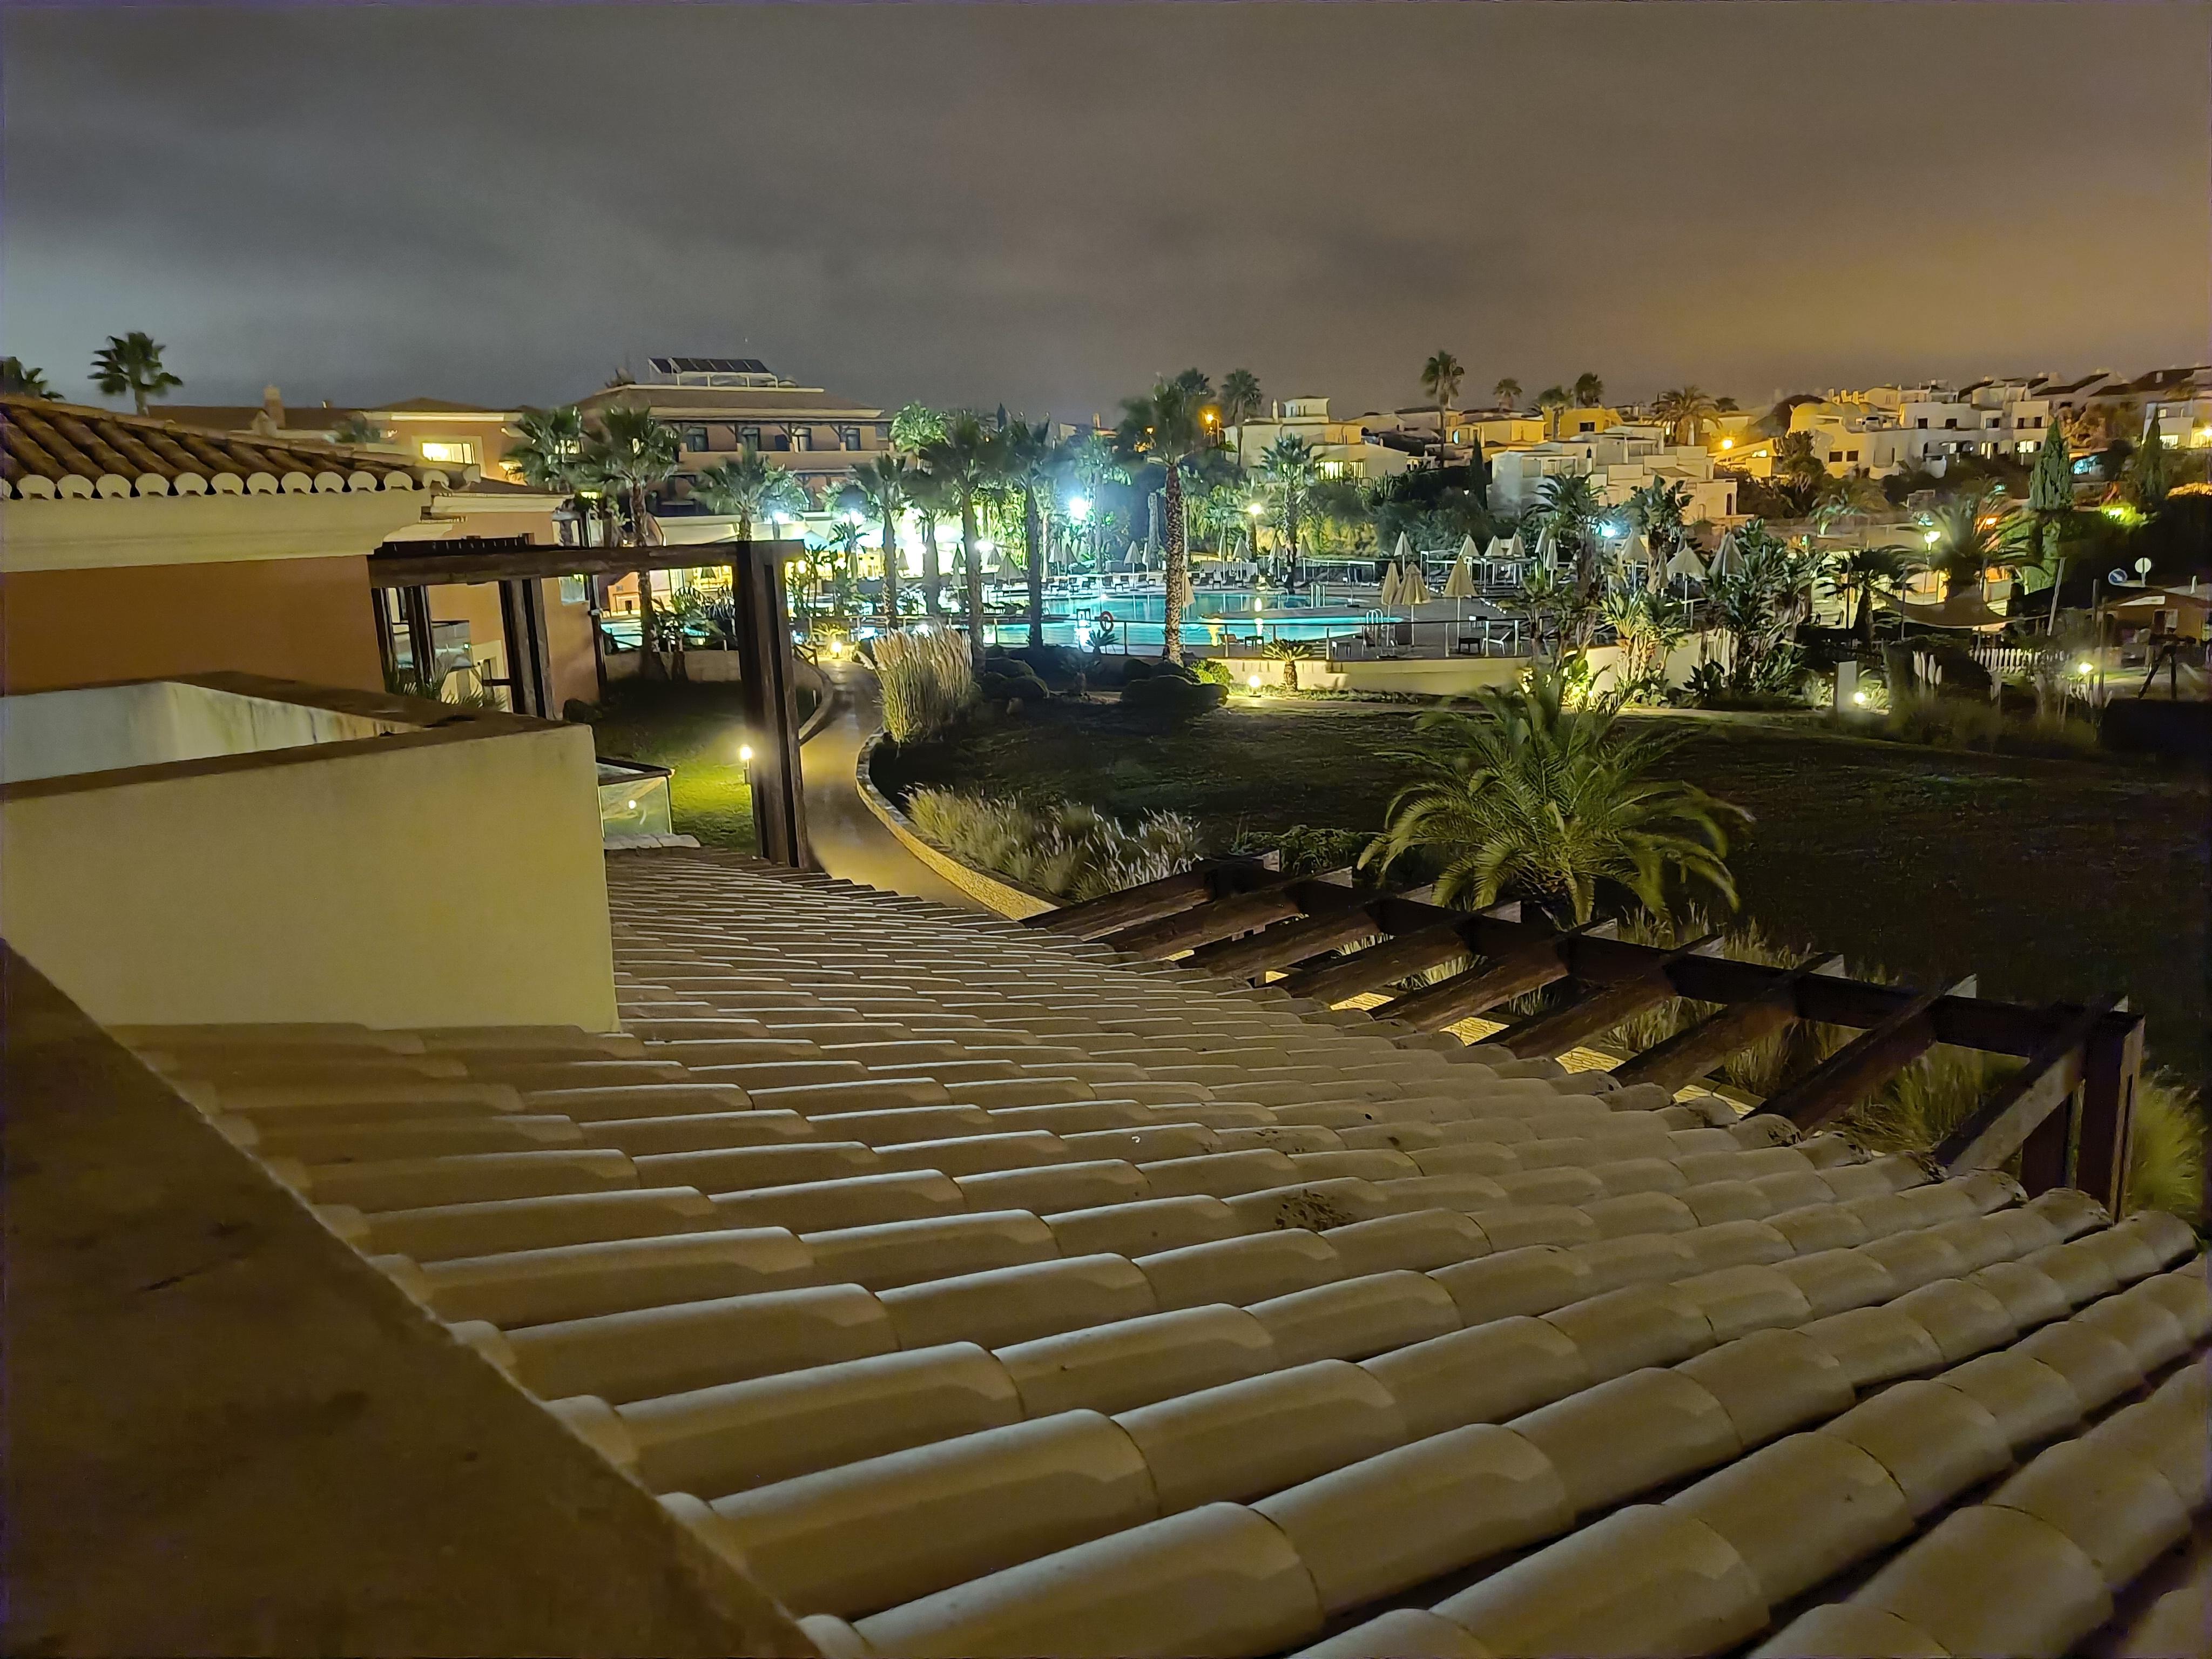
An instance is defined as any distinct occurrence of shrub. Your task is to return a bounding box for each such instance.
[1190,658,1237,688]
[1235,824,1370,876]
[978,669,1049,705]
[873,629,975,742]
[2127,1072,2206,1221]
[1123,657,1198,685]
[903,788,1207,902]
[1120,674,1227,719]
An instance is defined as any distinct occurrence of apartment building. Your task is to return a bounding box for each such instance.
[575,357,892,515]
[1225,397,1413,481]
[1489,428,1738,521]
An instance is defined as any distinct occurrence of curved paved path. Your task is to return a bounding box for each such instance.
[799,665,977,907]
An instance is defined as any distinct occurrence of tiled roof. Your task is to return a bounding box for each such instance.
[120,855,2208,1659]
[1,396,441,500]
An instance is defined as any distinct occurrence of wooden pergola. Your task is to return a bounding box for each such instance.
[367,537,813,867]
[1031,859,2144,1213]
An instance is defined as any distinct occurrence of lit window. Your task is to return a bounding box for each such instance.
[420,440,477,465]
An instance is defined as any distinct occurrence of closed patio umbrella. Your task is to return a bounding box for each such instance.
[1379,563,1404,606]
[1402,561,1434,605]
[1708,531,1742,580]
[1666,544,1709,584]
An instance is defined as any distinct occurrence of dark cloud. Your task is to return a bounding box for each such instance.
[6,2,2207,415]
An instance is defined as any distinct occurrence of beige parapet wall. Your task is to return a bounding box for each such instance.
[854,729,1057,920]
[1,676,620,1031]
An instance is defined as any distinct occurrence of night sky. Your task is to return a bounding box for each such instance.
[6,2,2208,418]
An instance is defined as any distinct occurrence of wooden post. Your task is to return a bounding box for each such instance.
[369,588,398,685]
[730,541,812,869]
[2075,1011,2144,1214]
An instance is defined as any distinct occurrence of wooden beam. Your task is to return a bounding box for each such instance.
[1936,1000,2116,1177]
[1489,933,1723,1060]
[1183,888,1379,980]
[370,538,803,585]
[2075,1008,2144,1215]
[1377,921,1616,1034]
[1610,954,1843,1093]
[1101,885,1314,958]
[1751,977,1973,1132]
[1029,871,1213,939]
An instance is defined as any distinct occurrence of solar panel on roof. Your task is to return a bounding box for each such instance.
[650,356,770,376]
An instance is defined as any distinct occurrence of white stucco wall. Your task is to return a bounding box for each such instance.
[2,721,618,1031]
[2,682,408,785]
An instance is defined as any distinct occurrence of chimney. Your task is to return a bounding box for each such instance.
[261,385,284,427]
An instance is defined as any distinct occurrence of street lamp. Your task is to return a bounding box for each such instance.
[1068,495,1092,523]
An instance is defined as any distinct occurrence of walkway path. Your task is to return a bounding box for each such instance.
[798,665,976,907]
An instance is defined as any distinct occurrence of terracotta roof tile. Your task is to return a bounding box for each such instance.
[1,395,438,498]
[115,857,2209,1657]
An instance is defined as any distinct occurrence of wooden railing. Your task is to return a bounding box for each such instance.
[1029,859,2145,1213]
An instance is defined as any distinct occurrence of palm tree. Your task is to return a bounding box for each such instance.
[1258,433,1320,586]
[889,402,948,454]
[919,412,1002,673]
[509,406,597,542]
[330,413,388,447]
[1773,430,1826,491]
[1116,376,1212,664]
[1220,368,1263,471]
[1361,659,1747,922]
[852,455,912,625]
[1057,429,1128,573]
[904,466,957,621]
[1571,372,1605,410]
[1653,387,1719,446]
[1536,386,1570,439]
[996,419,1058,646]
[588,404,681,678]
[1820,545,1914,642]
[91,331,181,415]
[1493,377,1522,411]
[1810,471,1886,533]
[1926,491,2024,601]
[691,450,807,545]
[1420,350,1464,458]
[2,358,55,399]
[1535,471,1606,600]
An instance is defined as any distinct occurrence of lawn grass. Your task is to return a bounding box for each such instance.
[573,680,758,853]
[874,698,2212,1088]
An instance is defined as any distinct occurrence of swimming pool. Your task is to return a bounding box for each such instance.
[1012,582,1385,651]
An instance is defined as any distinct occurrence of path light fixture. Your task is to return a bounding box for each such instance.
[739,742,756,763]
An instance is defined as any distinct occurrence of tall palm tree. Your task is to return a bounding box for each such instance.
[1535,470,1605,599]
[1420,350,1465,459]
[1810,471,1886,533]
[1570,371,1606,410]
[691,450,808,545]
[889,401,947,455]
[1116,375,1212,664]
[1258,433,1320,586]
[588,404,682,678]
[1361,659,1747,922]
[1536,386,1570,439]
[1653,386,1719,446]
[1493,377,1522,411]
[904,466,956,621]
[1773,430,1826,491]
[852,455,912,625]
[2,358,55,399]
[919,412,1002,673]
[998,420,1057,646]
[1220,368,1263,471]
[91,331,181,415]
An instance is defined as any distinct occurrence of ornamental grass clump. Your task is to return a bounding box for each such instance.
[873,628,975,742]
[904,788,1205,902]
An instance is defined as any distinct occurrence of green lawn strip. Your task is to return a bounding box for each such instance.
[577,682,758,852]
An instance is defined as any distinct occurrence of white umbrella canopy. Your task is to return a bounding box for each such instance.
[1504,531,1528,562]
[1170,566,1196,607]
[1458,534,1481,563]
[1534,525,1559,569]
[1392,531,1413,566]
[1484,535,1510,562]
[1379,563,1403,606]
[1666,544,1709,583]
[1442,552,1480,600]
[1708,532,1742,579]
